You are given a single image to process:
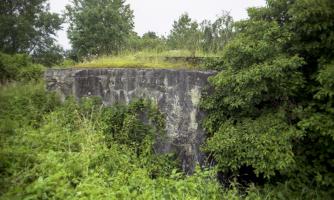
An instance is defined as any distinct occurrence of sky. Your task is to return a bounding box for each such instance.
[49,0,266,50]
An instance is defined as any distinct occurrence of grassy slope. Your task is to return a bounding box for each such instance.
[74,55,194,69]
[71,50,222,69]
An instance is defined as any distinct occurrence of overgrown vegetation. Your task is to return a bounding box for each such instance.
[72,54,194,69]
[202,0,334,199]
[0,82,227,199]
[72,50,222,69]
[0,52,44,83]
[1,0,333,199]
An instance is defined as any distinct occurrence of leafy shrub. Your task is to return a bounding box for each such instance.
[0,81,60,131]
[202,0,334,198]
[201,57,225,70]
[58,59,76,67]
[205,112,301,178]
[0,52,45,83]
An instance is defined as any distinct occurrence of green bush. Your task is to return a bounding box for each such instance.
[202,0,334,198]
[0,52,45,83]
[58,59,76,67]
[0,81,61,131]
[201,57,225,70]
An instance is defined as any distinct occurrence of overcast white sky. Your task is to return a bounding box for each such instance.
[49,0,266,50]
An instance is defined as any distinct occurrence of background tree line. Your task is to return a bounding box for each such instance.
[0,0,235,74]
[65,0,235,59]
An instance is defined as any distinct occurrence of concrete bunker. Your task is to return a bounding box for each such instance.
[45,68,216,172]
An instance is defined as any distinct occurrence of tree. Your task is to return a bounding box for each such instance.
[200,11,234,53]
[142,31,159,40]
[125,31,166,52]
[167,13,201,56]
[200,20,214,52]
[202,0,334,197]
[0,0,63,57]
[167,12,234,55]
[140,32,165,51]
[66,0,134,59]
[32,42,64,67]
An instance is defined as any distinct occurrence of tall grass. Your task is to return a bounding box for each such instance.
[71,50,222,69]
[131,49,223,57]
[74,55,194,69]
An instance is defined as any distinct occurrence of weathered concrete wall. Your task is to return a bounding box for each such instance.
[45,68,216,173]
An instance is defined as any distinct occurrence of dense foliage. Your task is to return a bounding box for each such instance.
[1,0,334,199]
[0,83,229,199]
[0,52,44,83]
[167,13,201,56]
[66,0,134,58]
[0,0,64,67]
[166,12,234,55]
[65,3,234,60]
[166,12,234,56]
[127,32,167,53]
[202,0,334,198]
[200,11,234,53]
